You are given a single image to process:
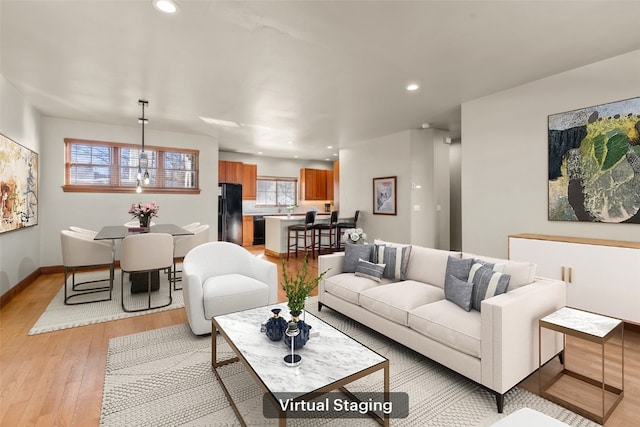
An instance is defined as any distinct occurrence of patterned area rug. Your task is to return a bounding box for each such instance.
[29,269,184,335]
[100,302,599,427]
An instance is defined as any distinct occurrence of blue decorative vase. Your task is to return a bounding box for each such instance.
[265,308,288,341]
[283,314,311,349]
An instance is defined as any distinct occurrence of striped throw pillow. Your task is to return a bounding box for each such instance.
[470,263,510,311]
[373,244,411,280]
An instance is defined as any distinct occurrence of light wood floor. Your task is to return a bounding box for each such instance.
[1,247,638,426]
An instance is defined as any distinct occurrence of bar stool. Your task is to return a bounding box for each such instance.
[314,210,338,256]
[335,210,360,251]
[287,211,316,260]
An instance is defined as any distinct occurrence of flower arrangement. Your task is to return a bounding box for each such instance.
[128,201,159,227]
[342,228,366,244]
[280,254,328,316]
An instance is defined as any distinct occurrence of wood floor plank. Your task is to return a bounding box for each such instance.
[1,246,638,426]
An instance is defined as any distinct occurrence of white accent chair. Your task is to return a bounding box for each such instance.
[182,241,278,335]
[60,230,114,305]
[120,233,173,312]
[172,224,210,290]
[181,222,200,232]
[68,226,99,238]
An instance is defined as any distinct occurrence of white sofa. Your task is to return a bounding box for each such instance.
[317,243,566,412]
[183,242,278,335]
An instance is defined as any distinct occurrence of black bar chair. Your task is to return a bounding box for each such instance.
[335,210,360,251]
[287,211,317,260]
[314,210,338,256]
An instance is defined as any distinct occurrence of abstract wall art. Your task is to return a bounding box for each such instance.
[548,97,640,223]
[373,176,397,215]
[0,134,38,233]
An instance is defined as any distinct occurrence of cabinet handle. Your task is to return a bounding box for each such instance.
[561,266,565,281]
[568,267,572,283]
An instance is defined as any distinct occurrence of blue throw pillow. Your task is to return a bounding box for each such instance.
[444,256,474,291]
[354,258,386,282]
[444,274,474,311]
[373,244,411,280]
[470,263,511,311]
[344,243,374,273]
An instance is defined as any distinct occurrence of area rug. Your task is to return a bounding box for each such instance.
[100,303,599,427]
[29,269,184,335]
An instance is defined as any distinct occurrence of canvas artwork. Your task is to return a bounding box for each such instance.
[0,134,38,233]
[548,97,640,223]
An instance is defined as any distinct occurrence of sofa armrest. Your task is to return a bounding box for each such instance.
[480,277,566,393]
[318,252,345,295]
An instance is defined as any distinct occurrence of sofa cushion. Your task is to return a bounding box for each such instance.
[373,244,411,280]
[444,274,474,311]
[405,246,461,289]
[354,258,386,282]
[408,299,482,358]
[359,281,444,326]
[202,274,270,319]
[470,263,510,311]
[324,273,389,305]
[463,253,536,290]
[344,243,374,273]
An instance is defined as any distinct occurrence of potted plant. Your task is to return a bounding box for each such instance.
[280,253,328,318]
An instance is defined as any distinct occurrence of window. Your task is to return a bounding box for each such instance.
[256,177,297,206]
[63,139,199,194]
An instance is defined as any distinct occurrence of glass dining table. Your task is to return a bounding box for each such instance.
[94,224,193,293]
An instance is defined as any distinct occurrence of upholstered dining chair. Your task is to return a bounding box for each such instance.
[171,224,210,290]
[181,222,200,232]
[119,233,173,312]
[182,241,278,335]
[60,230,114,305]
[68,226,99,238]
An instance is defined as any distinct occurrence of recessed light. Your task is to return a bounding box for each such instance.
[327,145,333,149]
[293,155,299,158]
[153,0,179,14]
[287,141,293,144]
[333,153,338,156]
[257,152,263,155]
[406,83,420,91]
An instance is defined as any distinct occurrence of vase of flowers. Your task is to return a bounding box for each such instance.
[342,228,366,244]
[286,205,295,218]
[128,201,159,228]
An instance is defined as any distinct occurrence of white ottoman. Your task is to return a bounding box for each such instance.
[491,408,570,427]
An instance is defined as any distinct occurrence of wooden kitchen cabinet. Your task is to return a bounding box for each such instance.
[218,160,243,184]
[508,233,640,323]
[300,168,332,200]
[242,215,254,246]
[242,163,257,200]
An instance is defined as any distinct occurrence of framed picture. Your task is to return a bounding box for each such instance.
[548,97,640,223]
[1,134,38,234]
[373,176,397,215]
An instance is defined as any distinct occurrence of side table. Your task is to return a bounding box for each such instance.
[538,307,624,424]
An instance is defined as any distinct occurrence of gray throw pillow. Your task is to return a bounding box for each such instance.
[444,274,474,311]
[354,258,386,282]
[444,256,474,291]
[470,263,511,311]
[344,243,374,273]
[373,244,412,280]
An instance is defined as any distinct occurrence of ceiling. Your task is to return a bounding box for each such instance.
[2,1,639,160]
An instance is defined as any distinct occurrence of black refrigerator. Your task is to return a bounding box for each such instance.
[218,183,243,245]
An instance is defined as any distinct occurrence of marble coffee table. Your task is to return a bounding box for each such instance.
[212,302,390,426]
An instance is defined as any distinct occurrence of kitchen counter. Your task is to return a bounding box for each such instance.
[264,215,330,257]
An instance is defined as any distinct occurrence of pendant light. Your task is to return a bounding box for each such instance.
[136,99,149,193]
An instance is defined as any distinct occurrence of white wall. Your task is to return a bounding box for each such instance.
[339,129,450,248]
[461,50,640,258]
[39,117,218,267]
[0,75,42,296]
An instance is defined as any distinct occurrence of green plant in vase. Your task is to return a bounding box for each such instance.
[280,253,328,318]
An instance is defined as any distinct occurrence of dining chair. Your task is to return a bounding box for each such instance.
[68,226,98,238]
[171,224,210,290]
[60,230,114,305]
[119,233,173,312]
[181,222,200,232]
